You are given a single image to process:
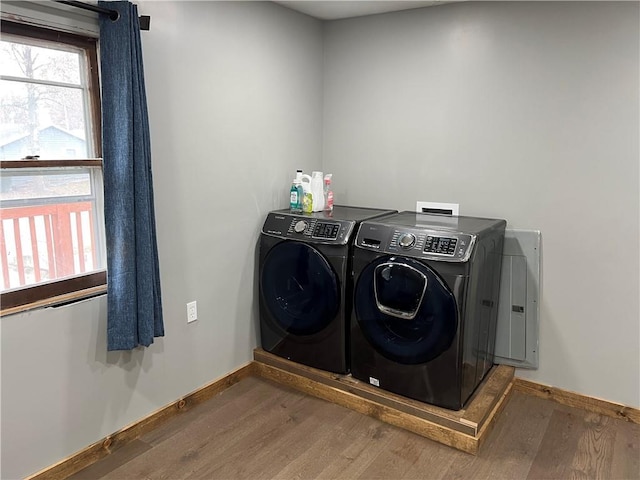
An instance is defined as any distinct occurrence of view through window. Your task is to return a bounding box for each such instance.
[0,21,106,312]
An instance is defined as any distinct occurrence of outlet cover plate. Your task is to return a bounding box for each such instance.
[187,301,198,323]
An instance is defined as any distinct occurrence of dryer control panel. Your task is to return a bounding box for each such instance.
[262,212,354,245]
[356,223,476,262]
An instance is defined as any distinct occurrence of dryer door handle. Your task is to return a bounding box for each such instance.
[373,262,427,320]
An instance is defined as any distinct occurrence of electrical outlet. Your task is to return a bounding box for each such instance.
[187,301,198,323]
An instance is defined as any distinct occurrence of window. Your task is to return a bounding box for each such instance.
[0,21,106,314]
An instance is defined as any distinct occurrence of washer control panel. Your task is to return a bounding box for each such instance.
[424,235,458,255]
[357,223,475,262]
[262,213,353,245]
[397,233,416,249]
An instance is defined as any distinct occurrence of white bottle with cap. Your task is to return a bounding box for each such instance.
[310,171,325,212]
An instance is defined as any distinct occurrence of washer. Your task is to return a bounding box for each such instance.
[259,205,396,374]
[350,211,506,410]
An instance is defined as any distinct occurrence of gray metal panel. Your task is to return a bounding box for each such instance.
[497,256,527,361]
[494,229,541,369]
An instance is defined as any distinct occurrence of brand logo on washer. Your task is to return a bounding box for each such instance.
[369,376,380,387]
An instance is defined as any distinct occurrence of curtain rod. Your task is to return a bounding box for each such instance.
[54,0,151,30]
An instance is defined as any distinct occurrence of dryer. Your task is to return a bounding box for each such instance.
[350,211,506,410]
[259,205,396,374]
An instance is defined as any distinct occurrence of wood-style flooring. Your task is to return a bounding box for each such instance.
[68,376,640,480]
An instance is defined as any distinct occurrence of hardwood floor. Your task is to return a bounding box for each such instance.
[68,377,640,480]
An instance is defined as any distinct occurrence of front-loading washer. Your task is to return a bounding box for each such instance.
[259,205,396,374]
[350,211,506,410]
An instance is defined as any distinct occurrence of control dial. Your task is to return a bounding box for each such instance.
[398,233,416,249]
[293,220,307,233]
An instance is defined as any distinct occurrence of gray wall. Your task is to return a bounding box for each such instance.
[0,2,323,478]
[2,2,638,478]
[323,2,639,406]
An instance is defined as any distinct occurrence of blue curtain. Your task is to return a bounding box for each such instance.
[99,1,164,350]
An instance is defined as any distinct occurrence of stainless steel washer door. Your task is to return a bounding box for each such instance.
[354,256,457,364]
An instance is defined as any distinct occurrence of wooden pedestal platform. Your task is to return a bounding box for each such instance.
[253,348,514,455]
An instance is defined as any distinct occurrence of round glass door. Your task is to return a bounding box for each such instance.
[261,241,339,336]
[354,256,457,364]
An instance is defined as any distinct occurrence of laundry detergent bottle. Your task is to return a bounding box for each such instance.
[310,171,325,212]
[302,181,313,214]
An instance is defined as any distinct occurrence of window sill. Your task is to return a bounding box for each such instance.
[1,284,107,317]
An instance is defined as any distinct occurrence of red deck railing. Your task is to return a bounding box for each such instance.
[0,202,98,290]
